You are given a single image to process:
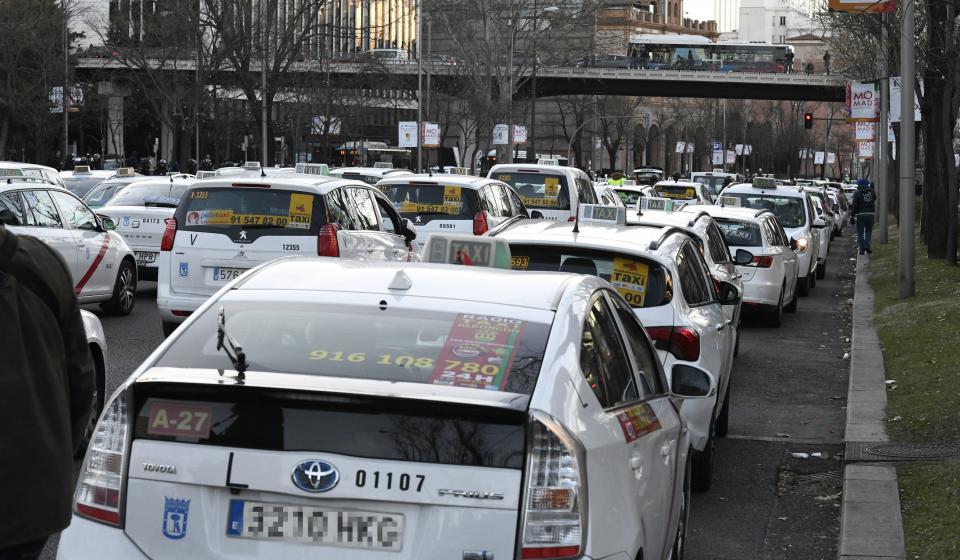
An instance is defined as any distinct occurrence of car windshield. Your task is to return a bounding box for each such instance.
[492,172,571,210]
[725,193,805,228]
[715,218,763,247]
[156,301,552,395]
[106,182,191,207]
[507,244,673,308]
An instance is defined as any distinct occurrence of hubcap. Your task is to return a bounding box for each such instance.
[119,266,134,310]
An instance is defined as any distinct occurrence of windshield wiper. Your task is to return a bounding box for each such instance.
[216,307,248,382]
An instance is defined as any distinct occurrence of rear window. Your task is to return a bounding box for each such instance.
[335,172,380,186]
[82,182,125,207]
[716,218,763,247]
[492,172,571,210]
[655,184,698,200]
[692,176,726,195]
[614,188,643,206]
[156,302,551,396]
[726,193,805,228]
[107,182,190,207]
[177,188,318,233]
[382,183,480,219]
[508,245,672,308]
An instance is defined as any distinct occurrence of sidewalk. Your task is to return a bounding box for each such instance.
[838,253,905,559]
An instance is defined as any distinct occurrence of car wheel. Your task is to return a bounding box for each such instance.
[816,260,826,279]
[716,384,731,437]
[101,259,136,316]
[669,460,692,560]
[76,345,106,458]
[784,281,798,312]
[797,275,810,296]
[767,288,783,328]
[692,421,715,492]
[162,321,179,338]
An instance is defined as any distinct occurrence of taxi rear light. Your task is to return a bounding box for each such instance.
[520,415,585,560]
[567,216,576,222]
[473,211,489,236]
[171,310,192,317]
[646,326,700,362]
[74,390,130,528]
[318,223,341,257]
[160,217,177,251]
[746,255,774,268]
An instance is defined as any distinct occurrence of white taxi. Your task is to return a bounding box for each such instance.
[701,205,800,326]
[1,160,65,187]
[81,168,148,209]
[717,178,826,296]
[156,175,417,336]
[0,179,137,314]
[61,166,115,197]
[488,162,598,221]
[62,246,713,560]
[653,180,714,206]
[378,174,527,247]
[492,208,740,491]
[98,177,195,281]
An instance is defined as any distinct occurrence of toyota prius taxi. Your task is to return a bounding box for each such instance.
[61,236,714,560]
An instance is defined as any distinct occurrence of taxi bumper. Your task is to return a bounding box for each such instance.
[57,516,147,559]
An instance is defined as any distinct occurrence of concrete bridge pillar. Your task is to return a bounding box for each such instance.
[98,81,130,160]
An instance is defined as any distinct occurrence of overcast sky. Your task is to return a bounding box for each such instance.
[684,0,717,21]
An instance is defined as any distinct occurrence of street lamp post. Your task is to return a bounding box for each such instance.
[62,0,70,167]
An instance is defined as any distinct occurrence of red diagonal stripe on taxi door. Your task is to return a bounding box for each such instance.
[75,236,111,295]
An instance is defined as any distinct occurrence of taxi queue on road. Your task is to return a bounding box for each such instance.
[0,159,850,560]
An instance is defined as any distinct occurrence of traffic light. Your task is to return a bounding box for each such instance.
[803,113,813,129]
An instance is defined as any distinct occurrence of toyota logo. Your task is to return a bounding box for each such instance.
[291,460,339,493]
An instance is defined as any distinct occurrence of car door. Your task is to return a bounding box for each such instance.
[676,241,730,390]
[769,217,799,298]
[19,189,80,280]
[703,222,741,325]
[575,292,677,560]
[338,186,408,261]
[49,189,116,297]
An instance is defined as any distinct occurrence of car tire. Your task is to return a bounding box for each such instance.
[692,423,715,492]
[101,258,136,316]
[784,281,798,312]
[669,460,692,560]
[816,260,827,279]
[162,321,179,338]
[716,384,731,437]
[76,345,106,458]
[767,288,783,327]
[798,275,810,297]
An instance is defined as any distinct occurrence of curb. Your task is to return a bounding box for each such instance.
[838,254,906,559]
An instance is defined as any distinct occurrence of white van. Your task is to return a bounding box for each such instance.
[487,163,598,221]
[156,175,418,336]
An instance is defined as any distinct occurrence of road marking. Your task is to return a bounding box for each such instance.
[75,236,111,295]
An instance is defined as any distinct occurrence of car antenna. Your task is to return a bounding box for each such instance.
[572,205,580,234]
[216,306,247,382]
[260,166,267,178]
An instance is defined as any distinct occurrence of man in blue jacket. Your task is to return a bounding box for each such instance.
[850,178,877,254]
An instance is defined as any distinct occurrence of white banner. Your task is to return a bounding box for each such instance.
[889,77,922,123]
[745,145,752,155]
[855,122,876,141]
[726,150,736,165]
[858,141,875,159]
[513,125,528,144]
[827,152,837,164]
[675,141,686,153]
[814,151,825,165]
[888,121,896,142]
[848,81,879,122]
[712,150,724,165]
[491,124,509,145]
[422,122,441,147]
[398,121,418,147]
[735,144,744,155]
[685,142,695,154]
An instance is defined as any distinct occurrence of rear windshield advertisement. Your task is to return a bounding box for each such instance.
[383,184,477,219]
[656,185,697,200]
[494,173,570,210]
[180,189,314,229]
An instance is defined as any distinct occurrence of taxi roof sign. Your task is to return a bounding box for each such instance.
[443,166,468,175]
[752,176,777,189]
[73,165,91,174]
[115,167,135,177]
[423,233,512,269]
[296,163,330,176]
[579,204,626,226]
[537,158,560,166]
[196,170,217,179]
[242,161,262,170]
[638,197,680,213]
[719,195,742,207]
[373,162,394,169]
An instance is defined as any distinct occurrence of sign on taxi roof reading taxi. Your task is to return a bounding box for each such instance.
[579,204,626,225]
[752,177,777,189]
[296,163,330,176]
[639,197,678,213]
[115,167,135,177]
[719,195,742,207]
[423,234,512,269]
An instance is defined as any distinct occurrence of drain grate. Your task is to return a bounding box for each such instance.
[795,470,843,485]
[845,441,960,462]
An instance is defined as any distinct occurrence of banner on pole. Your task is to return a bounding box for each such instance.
[735,144,744,155]
[685,142,695,154]
[828,0,895,13]
[675,141,686,153]
[827,152,837,164]
[398,121,418,147]
[491,124,509,145]
[422,123,441,147]
[889,77,922,123]
[858,141,875,159]
[847,82,879,122]
[814,151,825,165]
[855,122,876,141]
[726,150,736,165]
[512,125,528,144]
[712,151,723,165]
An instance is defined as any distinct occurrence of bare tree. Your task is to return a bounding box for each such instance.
[595,96,642,171]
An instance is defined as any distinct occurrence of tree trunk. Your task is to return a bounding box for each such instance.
[0,115,8,158]
[920,0,951,258]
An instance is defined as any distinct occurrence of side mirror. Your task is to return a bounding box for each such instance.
[789,237,798,251]
[734,248,753,266]
[718,281,740,305]
[401,218,417,243]
[813,218,827,229]
[530,210,544,219]
[98,215,116,231]
[670,363,716,398]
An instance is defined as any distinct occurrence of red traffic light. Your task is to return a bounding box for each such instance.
[803,113,813,129]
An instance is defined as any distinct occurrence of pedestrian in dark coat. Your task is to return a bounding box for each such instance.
[849,178,876,254]
[0,227,94,559]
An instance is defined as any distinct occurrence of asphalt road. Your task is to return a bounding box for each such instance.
[44,231,856,559]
